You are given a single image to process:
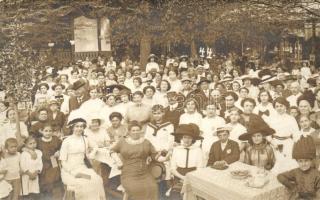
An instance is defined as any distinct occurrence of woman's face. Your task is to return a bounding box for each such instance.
[186,100,196,112]
[54,86,63,95]
[275,102,287,114]
[219,71,225,79]
[107,96,116,106]
[41,126,53,139]
[182,135,193,147]
[38,110,48,121]
[243,101,255,114]
[299,116,310,130]
[25,138,37,150]
[128,126,141,140]
[232,82,240,91]
[126,71,132,79]
[72,122,85,136]
[133,79,141,87]
[298,100,311,115]
[260,92,269,103]
[108,73,115,80]
[145,88,154,98]
[133,94,142,104]
[239,89,248,98]
[243,79,251,87]
[113,88,120,95]
[252,133,263,145]
[160,81,169,92]
[72,72,78,79]
[229,110,240,123]
[233,70,239,77]
[90,119,100,131]
[111,117,121,128]
[61,76,67,82]
[290,108,299,118]
[90,89,98,99]
[40,86,47,94]
[8,110,16,121]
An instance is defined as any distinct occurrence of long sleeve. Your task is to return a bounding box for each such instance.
[277,169,297,190]
[265,146,276,170]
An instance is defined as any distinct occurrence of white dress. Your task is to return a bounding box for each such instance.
[59,135,106,200]
[0,159,12,198]
[20,150,43,195]
[179,112,203,127]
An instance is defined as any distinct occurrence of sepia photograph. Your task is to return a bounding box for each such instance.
[0,0,320,199]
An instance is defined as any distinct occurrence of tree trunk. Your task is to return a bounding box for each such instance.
[190,37,197,58]
[140,33,151,70]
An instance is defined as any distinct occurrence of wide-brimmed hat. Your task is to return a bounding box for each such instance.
[52,83,66,90]
[181,77,192,83]
[172,123,203,140]
[179,55,188,61]
[239,125,275,141]
[67,118,87,127]
[38,82,49,90]
[240,75,261,85]
[270,80,285,88]
[259,75,276,85]
[219,74,233,83]
[72,79,87,90]
[148,54,157,61]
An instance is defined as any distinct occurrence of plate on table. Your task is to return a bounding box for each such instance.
[211,164,228,170]
[230,170,251,180]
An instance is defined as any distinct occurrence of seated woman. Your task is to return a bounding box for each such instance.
[239,124,276,170]
[170,123,204,180]
[207,126,240,167]
[111,121,159,200]
[59,118,106,200]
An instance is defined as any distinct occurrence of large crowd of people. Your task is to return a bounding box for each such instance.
[1,53,320,200]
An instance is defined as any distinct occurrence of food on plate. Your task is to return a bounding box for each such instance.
[246,176,269,188]
[230,170,250,179]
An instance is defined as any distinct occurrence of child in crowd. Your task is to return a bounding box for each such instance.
[277,134,320,199]
[37,123,62,199]
[3,138,21,200]
[20,136,43,199]
[0,148,12,199]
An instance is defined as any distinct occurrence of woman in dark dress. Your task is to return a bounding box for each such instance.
[111,121,159,200]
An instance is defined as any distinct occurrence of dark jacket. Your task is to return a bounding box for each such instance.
[207,139,240,166]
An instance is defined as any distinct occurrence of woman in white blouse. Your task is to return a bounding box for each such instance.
[253,90,276,124]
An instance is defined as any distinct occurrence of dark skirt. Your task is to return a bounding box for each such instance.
[121,173,158,200]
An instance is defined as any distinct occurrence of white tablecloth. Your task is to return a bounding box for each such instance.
[182,162,290,200]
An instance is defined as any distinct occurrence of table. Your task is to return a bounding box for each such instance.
[182,162,290,200]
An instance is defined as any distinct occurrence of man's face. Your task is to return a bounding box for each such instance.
[38,110,48,121]
[217,131,229,143]
[152,110,164,122]
[225,96,235,107]
[167,95,177,105]
[182,81,192,90]
[75,86,86,97]
[200,82,209,90]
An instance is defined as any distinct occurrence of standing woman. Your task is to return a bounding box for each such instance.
[111,121,159,200]
[59,118,106,200]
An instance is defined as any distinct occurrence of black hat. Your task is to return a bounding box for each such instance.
[52,83,65,90]
[72,79,86,90]
[172,123,203,140]
[67,118,86,127]
[239,125,275,141]
[109,112,123,121]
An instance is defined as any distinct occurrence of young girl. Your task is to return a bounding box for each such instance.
[170,123,204,195]
[20,136,43,199]
[179,98,203,127]
[0,148,12,199]
[277,136,320,199]
[37,123,62,199]
[3,138,21,200]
